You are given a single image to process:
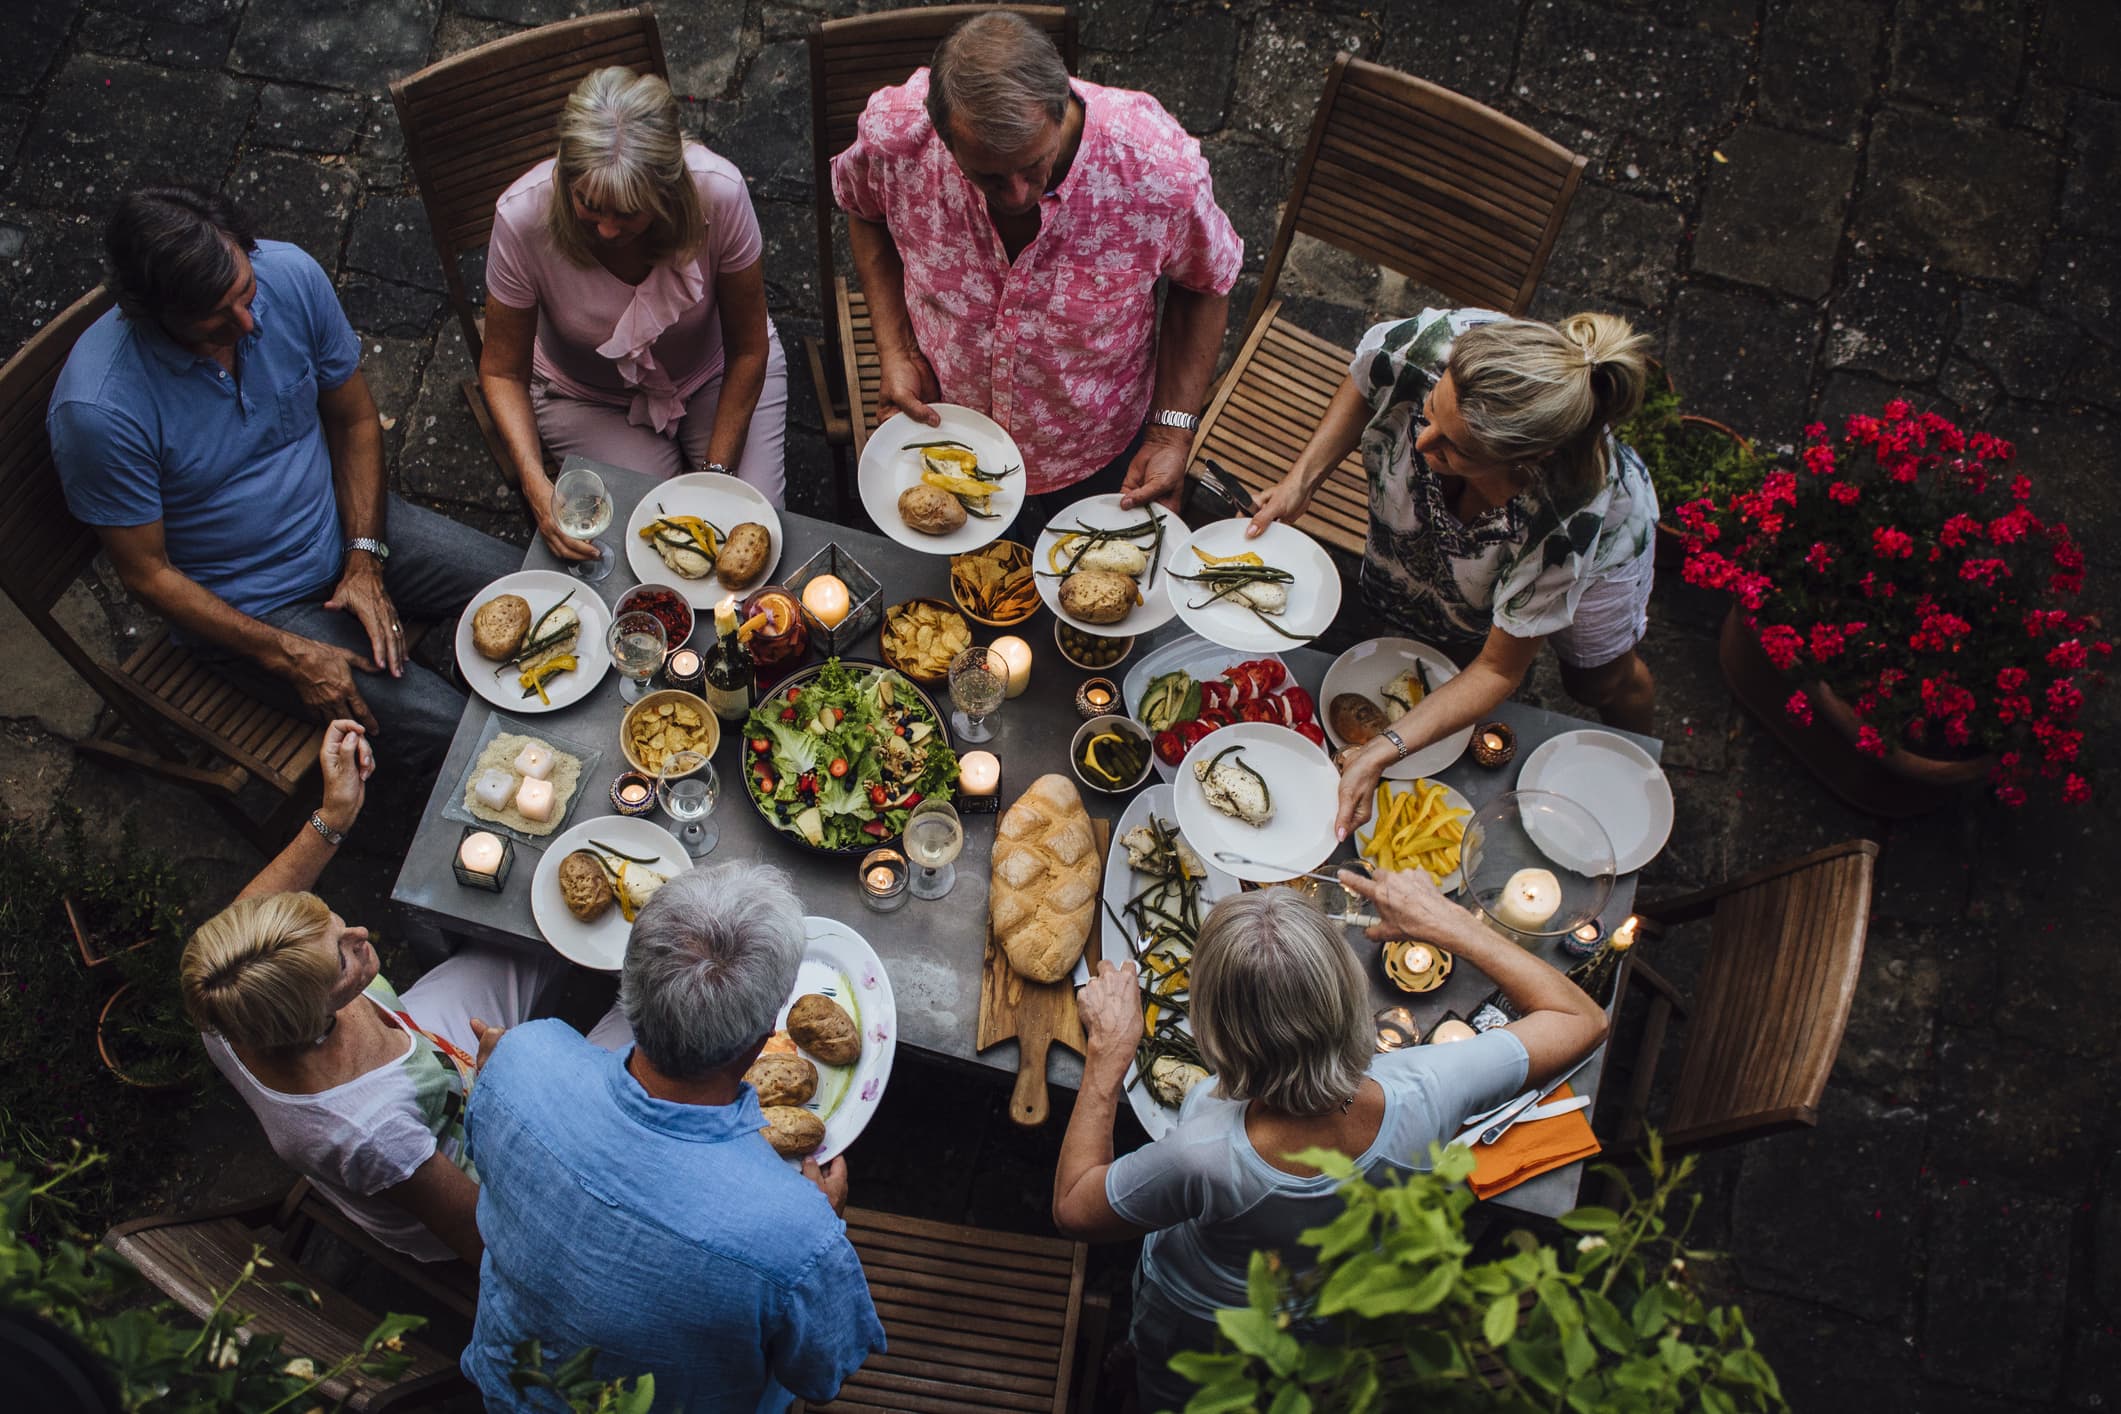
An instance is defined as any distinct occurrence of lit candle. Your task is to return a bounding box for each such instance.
[990,635,1032,698]
[457,830,505,876]
[514,776,556,822]
[1403,944,1435,975]
[802,574,851,629]
[1086,686,1112,708]
[1374,1005,1418,1053]
[1492,867,1562,931]
[1482,732,1505,752]
[865,867,895,890]
[858,847,909,912]
[620,782,650,807]
[668,648,702,679]
[958,750,1000,797]
[1429,1018,1477,1044]
[513,743,556,781]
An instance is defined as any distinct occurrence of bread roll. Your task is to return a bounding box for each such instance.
[989,774,1099,982]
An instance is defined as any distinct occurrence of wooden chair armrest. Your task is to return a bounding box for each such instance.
[1073,1290,1112,1414]
[800,333,853,446]
[1623,958,1687,1015]
[1635,839,1880,926]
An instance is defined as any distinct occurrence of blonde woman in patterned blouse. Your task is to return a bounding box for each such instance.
[1247,309,1659,839]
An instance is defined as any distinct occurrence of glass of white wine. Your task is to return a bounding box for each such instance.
[553,465,615,582]
[608,610,666,704]
[947,646,1005,743]
[657,753,719,857]
[902,797,964,900]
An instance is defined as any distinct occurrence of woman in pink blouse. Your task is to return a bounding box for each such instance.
[479,67,787,560]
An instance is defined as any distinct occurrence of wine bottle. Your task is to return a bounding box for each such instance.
[702,597,755,723]
[1565,918,1639,1009]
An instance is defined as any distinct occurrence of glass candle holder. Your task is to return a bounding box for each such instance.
[664,646,705,694]
[1561,917,1607,960]
[956,750,1001,814]
[452,827,514,892]
[1471,721,1517,768]
[1074,676,1119,720]
[858,847,910,912]
[1374,1006,1420,1052]
[784,543,882,657]
[610,771,658,817]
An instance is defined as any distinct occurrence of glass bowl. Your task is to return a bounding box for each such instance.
[1460,789,1616,940]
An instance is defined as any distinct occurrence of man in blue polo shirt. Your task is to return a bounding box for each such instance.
[48,186,518,771]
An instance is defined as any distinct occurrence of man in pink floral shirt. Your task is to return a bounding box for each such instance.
[831,11,1242,509]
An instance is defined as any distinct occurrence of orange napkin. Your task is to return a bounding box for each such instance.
[1467,1083,1602,1200]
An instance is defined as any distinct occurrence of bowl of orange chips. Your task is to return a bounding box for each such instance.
[949,540,1039,627]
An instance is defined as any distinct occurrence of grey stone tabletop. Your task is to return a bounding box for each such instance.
[392,456,1658,1218]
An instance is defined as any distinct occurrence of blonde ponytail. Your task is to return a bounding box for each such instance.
[1446,312,1653,502]
[181,892,340,1049]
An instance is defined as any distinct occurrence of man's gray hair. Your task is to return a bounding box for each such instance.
[926,11,1071,153]
[619,863,806,1079]
[1192,890,1372,1116]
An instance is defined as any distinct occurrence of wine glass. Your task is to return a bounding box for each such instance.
[553,466,615,582]
[608,610,667,704]
[947,646,1005,743]
[657,753,720,857]
[902,797,964,900]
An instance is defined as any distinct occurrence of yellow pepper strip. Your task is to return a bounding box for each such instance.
[1143,1004,1160,1036]
[615,862,638,923]
[1047,532,1082,573]
[921,469,998,499]
[1193,546,1265,567]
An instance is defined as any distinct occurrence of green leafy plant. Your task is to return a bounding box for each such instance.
[1165,1135,1783,1413]
[1619,381,1766,515]
[0,1144,424,1411]
[510,1339,657,1412]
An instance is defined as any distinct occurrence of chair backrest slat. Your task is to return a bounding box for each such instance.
[0,286,116,614]
[391,5,667,358]
[1664,845,1875,1149]
[1252,55,1585,333]
[808,5,1077,369]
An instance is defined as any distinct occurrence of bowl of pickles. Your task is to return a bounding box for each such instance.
[1070,714,1154,795]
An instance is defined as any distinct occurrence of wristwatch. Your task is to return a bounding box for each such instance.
[1148,408,1200,433]
[347,536,390,562]
[308,810,346,847]
[1381,728,1411,761]
[703,462,730,476]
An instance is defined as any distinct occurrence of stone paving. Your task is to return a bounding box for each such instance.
[3,1,2120,1408]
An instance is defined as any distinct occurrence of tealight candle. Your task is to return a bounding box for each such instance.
[513,743,556,781]
[1374,1006,1419,1053]
[1492,867,1562,931]
[858,847,909,912]
[665,647,704,692]
[801,574,851,629]
[990,634,1033,698]
[1562,917,1607,960]
[1470,721,1516,768]
[514,776,556,823]
[1074,677,1118,720]
[958,750,1000,796]
[457,831,504,875]
[610,770,657,817]
[1404,943,1435,974]
[1429,1018,1477,1045]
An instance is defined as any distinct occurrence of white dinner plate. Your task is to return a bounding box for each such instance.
[775,916,899,1165]
[1120,634,1291,783]
[1320,637,1474,780]
[1079,785,1236,1142]
[1353,779,1472,892]
[1516,729,1674,875]
[528,815,690,970]
[1032,493,1185,636]
[455,570,612,714]
[1165,519,1340,651]
[1174,723,1339,883]
[857,403,1027,554]
[622,471,784,612]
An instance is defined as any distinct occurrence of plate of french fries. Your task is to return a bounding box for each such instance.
[879,598,974,684]
[1354,777,1472,891]
[949,541,1039,626]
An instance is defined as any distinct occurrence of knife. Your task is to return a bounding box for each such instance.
[1457,1051,1597,1148]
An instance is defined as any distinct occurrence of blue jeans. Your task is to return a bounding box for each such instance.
[200,496,520,774]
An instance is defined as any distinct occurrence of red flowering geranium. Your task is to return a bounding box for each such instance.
[1679,402,2112,807]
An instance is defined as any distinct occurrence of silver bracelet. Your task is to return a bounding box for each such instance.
[1381,728,1410,761]
[308,810,346,847]
[1148,408,1199,433]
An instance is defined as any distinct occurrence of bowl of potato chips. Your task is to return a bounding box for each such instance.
[1354,777,1472,891]
[620,689,720,778]
[949,540,1039,627]
[879,598,974,685]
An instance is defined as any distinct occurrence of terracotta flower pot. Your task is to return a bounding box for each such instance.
[96,983,190,1091]
[1717,609,1994,818]
[1652,416,1754,572]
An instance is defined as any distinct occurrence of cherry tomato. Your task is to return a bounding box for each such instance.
[829,757,849,778]
[750,737,771,754]
[779,707,796,722]
[785,687,802,702]
[868,783,890,808]
[832,707,846,723]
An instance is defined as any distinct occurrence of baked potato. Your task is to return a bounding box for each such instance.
[760,1105,826,1158]
[899,483,968,536]
[786,994,861,1066]
[717,521,772,588]
[471,594,531,661]
[1059,569,1136,625]
[1328,693,1388,747]
[744,1053,819,1108]
[557,850,614,923]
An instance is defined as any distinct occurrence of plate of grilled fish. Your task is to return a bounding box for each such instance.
[456,570,612,713]
[1173,722,1340,884]
[623,472,783,612]
[1165,519,1340,652]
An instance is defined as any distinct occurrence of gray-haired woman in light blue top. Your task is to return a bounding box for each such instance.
[1054,870,1609,1412]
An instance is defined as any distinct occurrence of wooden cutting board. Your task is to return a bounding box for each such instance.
[977,818,1109,1127]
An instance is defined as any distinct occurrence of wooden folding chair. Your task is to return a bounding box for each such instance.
[802,1206,1108,1414]
[1609,840,1879,1157]
[1189,56,1587,555]
[0,286,324,853]
[106,1183,470,1411]
[806,5,1078,498]
[390,5,668,484]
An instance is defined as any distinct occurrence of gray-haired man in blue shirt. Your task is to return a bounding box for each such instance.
[48,186,518,771]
